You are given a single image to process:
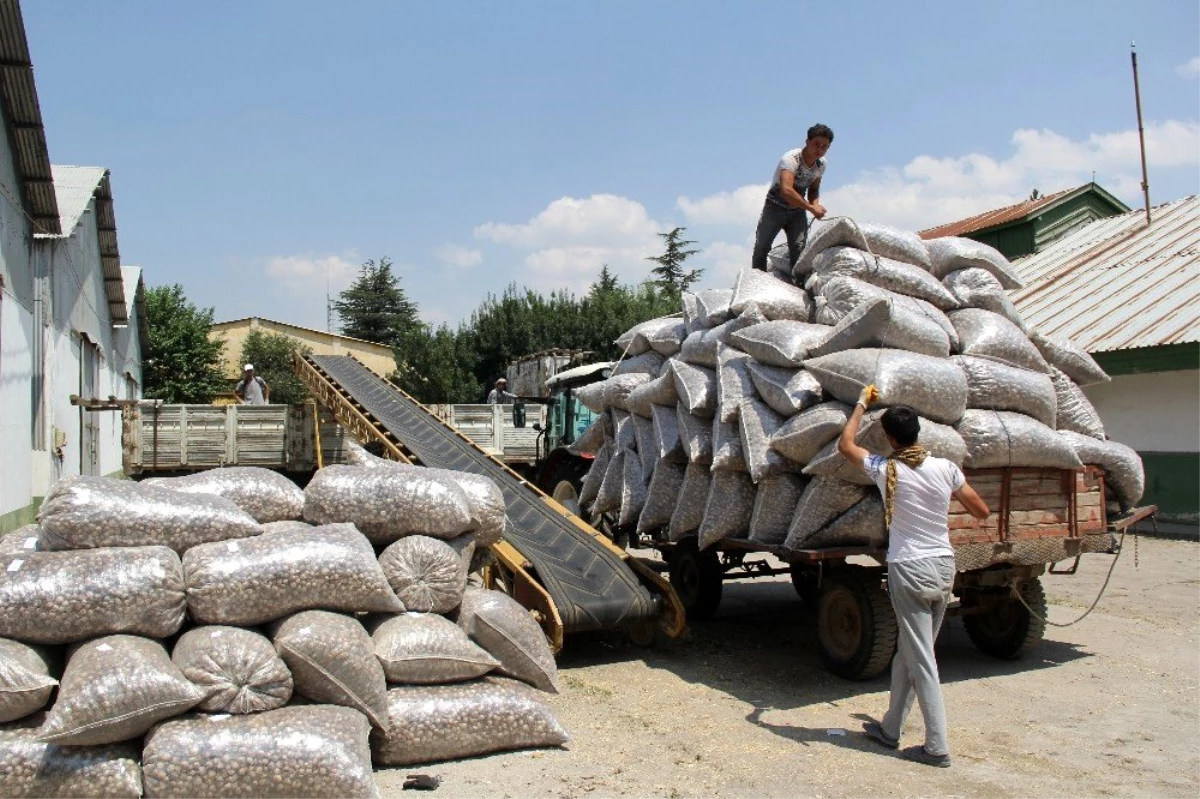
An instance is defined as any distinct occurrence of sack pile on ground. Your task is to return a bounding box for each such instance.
[0,463,565,798]
[579,219,1143,552]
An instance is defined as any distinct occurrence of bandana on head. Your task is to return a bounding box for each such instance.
[884,445,929,529]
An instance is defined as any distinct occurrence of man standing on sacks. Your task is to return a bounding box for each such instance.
[750,123,832,273]
[837,385,990,768]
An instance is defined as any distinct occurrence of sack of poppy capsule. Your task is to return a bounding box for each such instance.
[171,626,292,715]
[183,524,404,626]
[816,276,959,351]
[730,267,813,321]
[668,463,713,542]
[804,349,969,425]
[612,409,637,452]
[717,344,756,423]
[681,292,704,333]
[636,460,687,535]
[794,218,932,277]
[579,443,612,508]
[677,404,714,464]
[648,319,689,356]
[143,467,305,524]
[925,235,1023,289]
[1057,431,1144,511]
[769,401,853,466]
[672,361,718,417]
[371,677,568,767]
[591,449,625,515]
[39,635,205,746]
[618,455,648,527]
[456,588,560,693]
[303,464,474,545]
[679,315,758,369]
[730,320,831,368]
[766,242,795,280]
[808,295,952,359]
[142,706,378,799]
[1029,331,1111,386]
[802,493,886,549]
[0,546,187,645]
[949,309,1052,374]
[38,476,261,554]
[711,419,748,473]
[1050,368,1106,439]
[0,639,57,723]
[783,477,870,550]
[0,525,40,558]
[569,414,610,455]
[574,380,607,413]
[602,373,654,412]
[633,414,658,477]
[747,474,808,546]
[810,246,957,309]
[695,289,734,327]
[942,268,1027,331]
[803,411,968,484]
[612,351,666,378]
[379,535,467,614]
[370,612,499,684]
[956,410,1083,470]
[0,714,143,799]
[954,355,1057,428]
[651,404,686,462]
[747,362,823,417]
[442,470,508,547]
[617,316,681,356]
[625,372,679,418]
[739,399,794,482]
[698,471,758,549]
[272,610,389,730]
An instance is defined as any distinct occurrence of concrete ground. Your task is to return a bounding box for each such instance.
[376,535,1199,798]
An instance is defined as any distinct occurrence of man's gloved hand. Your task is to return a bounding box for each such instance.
[857,384,879,409]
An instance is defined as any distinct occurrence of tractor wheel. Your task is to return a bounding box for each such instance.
[667,539,723,621]
[964,577,1048,660]
[816,566,897,680]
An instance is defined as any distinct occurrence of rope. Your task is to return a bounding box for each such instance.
[1009,528,1129,627]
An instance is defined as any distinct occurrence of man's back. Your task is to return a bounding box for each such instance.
[863,454,963,562]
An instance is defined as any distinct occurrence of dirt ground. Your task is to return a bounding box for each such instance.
[376,535,1199,798]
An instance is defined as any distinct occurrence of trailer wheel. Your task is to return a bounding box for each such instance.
[816,566,897,680]
[789,564,819,604]
[964,577,1047,660]
[668,539,723,621]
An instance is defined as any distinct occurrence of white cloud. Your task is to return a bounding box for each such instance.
[691,240,752,291]
[1177,56,1200,78]
[677,120,1200,232]
[259,252,360,330]
[476,194,669,294]
[434,244,483,269]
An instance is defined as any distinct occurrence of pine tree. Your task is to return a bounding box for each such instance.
[646,227,702,297]
[332,257,420,347]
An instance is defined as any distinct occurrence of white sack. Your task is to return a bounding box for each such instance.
[925,236,1023,289]
[748,474,808,546]
[730,320,831,368]
[142,467,304,523]
[730,267,813,321]
[1050,368,1106,439]
[770,402,853,465]
[942,268,1027,331]
[810,246,957,309]
[949,308,1053,374]
[1030,331,1111,386]
[1057,431,1145,511]
[668,463,712,542]
[804,349,969,425]
[956,410,1084,469]
[747,362,823,417]
[954,354,1057,427]
[697,471,757,549]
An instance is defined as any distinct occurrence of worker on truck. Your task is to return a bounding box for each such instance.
[486,377,517,405]
[837,387,989,769]
[234,364,270,405]
[750,123,833,272]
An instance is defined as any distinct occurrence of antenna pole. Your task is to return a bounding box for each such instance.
[1131,42,1152,225]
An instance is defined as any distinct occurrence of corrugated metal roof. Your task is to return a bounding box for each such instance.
[919,186,1080,240]
[1010,195,1200,353]
[0,0,59,234]
[36,165,127,324]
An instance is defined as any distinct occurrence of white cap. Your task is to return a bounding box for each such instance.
[243,363,254,371]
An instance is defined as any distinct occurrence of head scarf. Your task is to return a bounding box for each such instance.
[884,444,929,529]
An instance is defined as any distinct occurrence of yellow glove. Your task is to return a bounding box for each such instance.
[857,384,879,408]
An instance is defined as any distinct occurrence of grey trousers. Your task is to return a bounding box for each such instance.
[751,200,808,271]
[881,555,956,756]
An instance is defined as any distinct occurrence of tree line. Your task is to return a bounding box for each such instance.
[142,228,701,406]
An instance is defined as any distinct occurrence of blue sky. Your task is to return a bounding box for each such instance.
[24,1,1200,330]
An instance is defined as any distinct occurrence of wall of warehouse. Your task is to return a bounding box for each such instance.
[210,318,397,381]
[1086,366,1200,525]
[0,122,38,532]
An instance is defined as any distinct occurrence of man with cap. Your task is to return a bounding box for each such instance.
[234,364,270,405]
[486,378,516,405]
[751,123,833,273]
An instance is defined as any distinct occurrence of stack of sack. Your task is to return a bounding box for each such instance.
[574,217,1144,554]
[0,455,566,798]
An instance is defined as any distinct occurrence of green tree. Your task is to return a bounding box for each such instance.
[645,227,702,298]
[143,284,226,403]
[332,257,421,347]
[237,330,312,406]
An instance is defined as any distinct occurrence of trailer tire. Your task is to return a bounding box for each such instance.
[816,566,897,680]
[964,577,1047,660]
[668,539,723,621]
[789,564,819,605]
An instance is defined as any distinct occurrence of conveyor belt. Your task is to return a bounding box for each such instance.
[309,355,658,633]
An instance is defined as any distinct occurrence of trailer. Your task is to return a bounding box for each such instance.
[636,466,1153,679]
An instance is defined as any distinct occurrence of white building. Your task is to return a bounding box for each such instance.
[0,4,143,533]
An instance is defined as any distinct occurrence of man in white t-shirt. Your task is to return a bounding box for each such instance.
[234,364,270,405]
[837,387,989,768]
[750,123,833,273]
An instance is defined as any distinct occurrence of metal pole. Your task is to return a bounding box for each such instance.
[1131,42,1152,226]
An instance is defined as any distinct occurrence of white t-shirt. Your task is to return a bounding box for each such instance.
[766,149,826,207]
[236,376,268,405]
[864,454,964,563]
